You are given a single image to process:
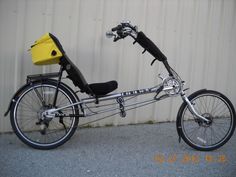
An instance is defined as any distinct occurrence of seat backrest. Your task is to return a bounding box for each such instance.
[49,33,93,95]
[60,55,93,94]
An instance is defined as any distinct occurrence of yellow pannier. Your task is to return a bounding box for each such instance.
[30,33,63,65]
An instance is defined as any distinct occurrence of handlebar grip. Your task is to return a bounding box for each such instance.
[111,25,122,31]
[136,32,167,62]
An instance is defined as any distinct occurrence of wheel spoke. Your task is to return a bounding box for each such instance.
[180,91,235,150]
[12,83,78,149]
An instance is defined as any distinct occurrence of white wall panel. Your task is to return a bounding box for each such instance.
[0,0,236,132]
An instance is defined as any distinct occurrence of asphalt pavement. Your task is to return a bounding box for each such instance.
[0,122,235,177]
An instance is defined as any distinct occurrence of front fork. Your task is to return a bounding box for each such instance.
[180,91,209,123]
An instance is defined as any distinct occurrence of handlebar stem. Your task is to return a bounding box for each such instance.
[162,60,173,76]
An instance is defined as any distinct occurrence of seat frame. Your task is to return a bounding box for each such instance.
[59,55,118,96]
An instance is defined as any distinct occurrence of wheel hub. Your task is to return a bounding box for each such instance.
[200,113,213,127]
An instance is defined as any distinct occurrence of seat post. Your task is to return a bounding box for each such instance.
[52,65,64,107]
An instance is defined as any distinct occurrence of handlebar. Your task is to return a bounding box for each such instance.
[111,25,122,32]
[107,21,167,65]
[108,21,138,42]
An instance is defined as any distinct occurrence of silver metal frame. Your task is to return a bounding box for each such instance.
[44,84,163,118]
[43,79,209,124]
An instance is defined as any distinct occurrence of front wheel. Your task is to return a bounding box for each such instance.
[10,80,79,149]
[177,90,236,151]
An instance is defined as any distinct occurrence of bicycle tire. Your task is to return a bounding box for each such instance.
[177,90,236,151]
[10,80,79,150]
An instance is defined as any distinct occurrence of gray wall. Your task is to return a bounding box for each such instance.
[1,0,236,132]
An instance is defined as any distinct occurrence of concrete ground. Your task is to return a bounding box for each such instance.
[0,122,235,177]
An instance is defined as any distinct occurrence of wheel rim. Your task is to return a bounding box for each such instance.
[13,84,76,147]
[181,93,234,148]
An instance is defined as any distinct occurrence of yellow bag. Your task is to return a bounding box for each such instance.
[30,33,63,65]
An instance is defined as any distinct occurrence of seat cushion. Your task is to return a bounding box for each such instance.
[89,81,118,96]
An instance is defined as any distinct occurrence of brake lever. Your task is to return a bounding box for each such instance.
[113,36,121,42]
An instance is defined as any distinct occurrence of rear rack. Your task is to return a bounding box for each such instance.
[27,72,60,83]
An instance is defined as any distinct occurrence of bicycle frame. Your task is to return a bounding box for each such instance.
[40,65,209,125]
[43,69,164,119]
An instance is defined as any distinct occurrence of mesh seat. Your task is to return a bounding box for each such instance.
[60,55,118,96]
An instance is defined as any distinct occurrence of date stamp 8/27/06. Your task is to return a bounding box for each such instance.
[153,153,227,164]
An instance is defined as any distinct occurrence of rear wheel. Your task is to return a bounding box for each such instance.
[177,90,236,151]
[10,80,79,149]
